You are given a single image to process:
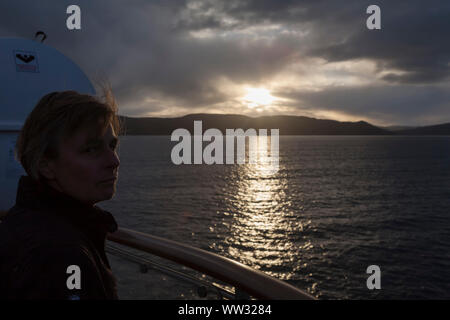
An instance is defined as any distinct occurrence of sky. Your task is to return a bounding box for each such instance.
[1,0,449,126]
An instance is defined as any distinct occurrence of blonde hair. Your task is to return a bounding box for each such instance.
[16,87,120,181]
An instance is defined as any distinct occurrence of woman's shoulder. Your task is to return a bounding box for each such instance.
[2,241,110,299]
[1,205,93,255]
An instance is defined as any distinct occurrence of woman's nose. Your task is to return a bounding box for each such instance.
[106,148,120,169]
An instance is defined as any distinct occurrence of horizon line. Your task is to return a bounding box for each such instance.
[117,113,450,128]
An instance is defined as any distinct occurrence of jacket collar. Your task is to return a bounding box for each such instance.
[15,175,118,234]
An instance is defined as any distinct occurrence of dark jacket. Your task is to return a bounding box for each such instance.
[0,175,119,300]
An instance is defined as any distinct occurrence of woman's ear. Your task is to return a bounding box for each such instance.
[38,157,56,180]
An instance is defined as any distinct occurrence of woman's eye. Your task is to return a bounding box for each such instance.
[85,145,100,153]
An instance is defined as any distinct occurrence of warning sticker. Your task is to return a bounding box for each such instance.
[14,50,39,73]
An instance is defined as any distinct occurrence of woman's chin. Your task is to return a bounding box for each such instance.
[90,188,116,204]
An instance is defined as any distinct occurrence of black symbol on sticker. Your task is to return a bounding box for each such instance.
[16,54,35,63]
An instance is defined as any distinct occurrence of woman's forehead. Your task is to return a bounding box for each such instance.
[66,122,116,145]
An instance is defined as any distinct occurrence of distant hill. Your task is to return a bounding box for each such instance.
[118,114,391,135]
[395,123,450,135]
[382,125,417,132]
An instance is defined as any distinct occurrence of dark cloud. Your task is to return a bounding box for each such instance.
[175,0,450,84]
[311,6,450,84]
[276,85,450,126]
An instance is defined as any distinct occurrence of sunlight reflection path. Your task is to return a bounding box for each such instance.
[221,158,313,282]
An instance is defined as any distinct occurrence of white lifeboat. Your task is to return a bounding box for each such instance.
[0,36,95,211]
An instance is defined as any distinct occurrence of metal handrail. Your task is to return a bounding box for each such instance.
[106,243,235,299]
[107,227,316,300]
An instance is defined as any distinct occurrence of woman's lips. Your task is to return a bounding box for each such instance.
[98,177,117,184]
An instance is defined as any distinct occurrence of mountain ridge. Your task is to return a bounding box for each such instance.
[118,114,450,135]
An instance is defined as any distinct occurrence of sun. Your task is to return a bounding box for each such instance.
[243,87,276,109]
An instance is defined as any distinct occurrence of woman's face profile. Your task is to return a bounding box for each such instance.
[42,122,120,205]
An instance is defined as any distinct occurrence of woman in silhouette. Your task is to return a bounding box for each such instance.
[0,89,120,299]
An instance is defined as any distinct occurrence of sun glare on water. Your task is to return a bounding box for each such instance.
[243,87,276,109]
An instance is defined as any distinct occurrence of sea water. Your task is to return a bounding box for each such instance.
[100,135,450,299]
